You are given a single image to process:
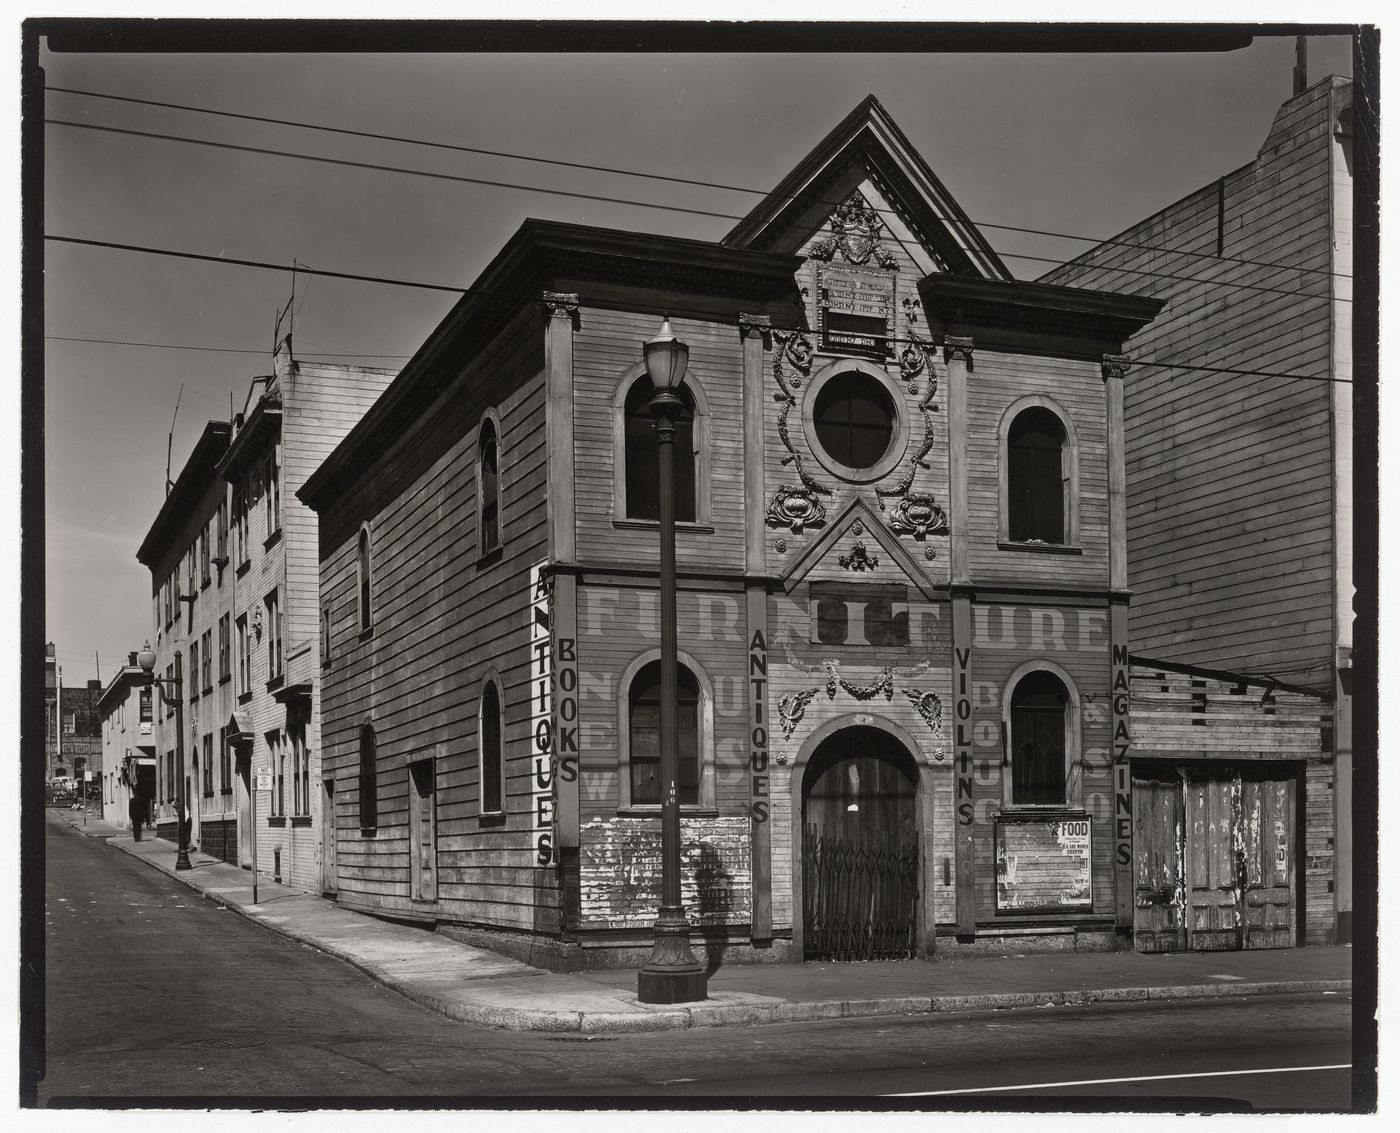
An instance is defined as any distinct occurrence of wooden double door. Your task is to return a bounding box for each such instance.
[1133,765,1298,953]
[801,727,919,961]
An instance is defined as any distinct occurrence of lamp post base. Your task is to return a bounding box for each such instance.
[175,848,193,871]
[637,908,708,1004]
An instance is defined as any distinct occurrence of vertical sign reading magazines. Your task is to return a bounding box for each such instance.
[529,562,556,866]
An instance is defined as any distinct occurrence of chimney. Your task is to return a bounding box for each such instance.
[128,651,138,666]
[1293,35,1308,98]
[88,679,102,690]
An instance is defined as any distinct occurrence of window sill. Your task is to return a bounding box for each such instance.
[612,519,715,534]
[202,685,213,697]
[202,791,214,799]
[359,826,378,838]
[219,674,232,686]
[266,674,286,693]
[212,556,229,571]
[477,812,507,829]
[617,806,719,818]
[201,578,212,592]
[236,560,251,579]
[290,815,312,828]
[997,541,1082,555]
[267,815,287,827]
[238,691,253,705]
[358,626,375,643]
[475,546,504,570]
[220,788,234,796]
[264,529,283,551]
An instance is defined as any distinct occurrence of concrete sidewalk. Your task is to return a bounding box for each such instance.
[52,809,1352,1034]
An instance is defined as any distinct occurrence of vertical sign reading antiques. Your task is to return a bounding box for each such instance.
[529,562,556,866]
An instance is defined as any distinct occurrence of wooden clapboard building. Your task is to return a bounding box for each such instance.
[302,95,1180,966]
[1042,76,1352,947]
[216,340,397,893]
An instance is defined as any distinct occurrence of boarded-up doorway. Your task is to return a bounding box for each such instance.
[1132,765,1298,952]
[320,777,338,898]
[801,726,919,961]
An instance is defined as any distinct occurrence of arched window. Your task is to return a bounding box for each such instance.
[623,378,697,522]
[478,417,500,554]
[1007,407,1067,544]
[356,525,372,632]
[479,678,503,814]
[358,722,377,830]
[1009,670,1069,806]
[627,660,701,806]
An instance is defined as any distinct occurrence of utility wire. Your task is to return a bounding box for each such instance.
[42,234,1350,386]
[48,84,1352,284]
[46,335,411,358]
[46,116,1348,307]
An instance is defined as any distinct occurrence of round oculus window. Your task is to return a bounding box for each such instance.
[811,371,897,471]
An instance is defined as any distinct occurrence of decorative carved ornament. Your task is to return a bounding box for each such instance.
[838,540,880,572]
[739,313,772,341]
[1102,354,1131,382]
[767,487,827,535]
[807,191,899,269]
[943,335,974,368]
[904,689,945,746]
[541,291,580,322]
[888,493,951,541]
[766,330,832,534]
[250,605,264,639]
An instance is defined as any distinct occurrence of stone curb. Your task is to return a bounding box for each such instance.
[97,834,1352,1035]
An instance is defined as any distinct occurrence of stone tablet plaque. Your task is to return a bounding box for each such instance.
[818,264,895,360]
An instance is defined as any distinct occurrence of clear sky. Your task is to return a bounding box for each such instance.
[38,29,1354,687]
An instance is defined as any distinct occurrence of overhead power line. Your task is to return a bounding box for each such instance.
[45,117,1349,307]
[47,334,411,359]
[42,235,1350,387]
[48,84,1351,284]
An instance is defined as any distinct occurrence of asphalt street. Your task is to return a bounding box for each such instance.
[38,815,1355,1109]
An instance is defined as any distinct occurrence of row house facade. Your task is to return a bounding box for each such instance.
[305,97,1334,970]
[1041,76,1354,947]
[136,420,238,857]
[217,342,397,892]
[97,654,156,829]
[135,344,396,881]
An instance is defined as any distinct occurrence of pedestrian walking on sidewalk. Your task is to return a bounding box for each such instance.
[128,793,144,841]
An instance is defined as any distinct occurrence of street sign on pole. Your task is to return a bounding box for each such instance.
[254,769,272,792]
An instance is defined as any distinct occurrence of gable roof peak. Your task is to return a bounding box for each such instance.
[722,95,1011,281]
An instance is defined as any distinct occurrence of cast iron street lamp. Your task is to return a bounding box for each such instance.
[636,318,708,1004]
[136,642,192,871]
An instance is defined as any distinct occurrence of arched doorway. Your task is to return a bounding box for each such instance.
[800,725,920,961]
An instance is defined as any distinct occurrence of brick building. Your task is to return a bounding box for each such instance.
[43,643,102,786]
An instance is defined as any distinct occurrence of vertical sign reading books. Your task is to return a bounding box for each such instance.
[529,562,555,866]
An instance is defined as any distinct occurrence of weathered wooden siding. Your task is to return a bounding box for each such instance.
[1128,665,1333,945]
[572,308,748,572]
[960,602,1117,920]
[1042,80,1344,688]
[965,352,1110,587]
[761,226,951,589]
[765,582,954,933]
[319,306,552,929]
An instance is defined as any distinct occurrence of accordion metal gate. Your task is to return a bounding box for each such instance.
[802,827,919,961]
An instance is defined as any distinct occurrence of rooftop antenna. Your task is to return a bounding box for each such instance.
[273,260,297,356]
[165,383,185,496]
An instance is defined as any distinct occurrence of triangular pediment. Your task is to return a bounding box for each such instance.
[722,95,1011,282]
[780,496,940,601]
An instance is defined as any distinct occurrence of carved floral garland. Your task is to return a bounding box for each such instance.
[766,330,832,534]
